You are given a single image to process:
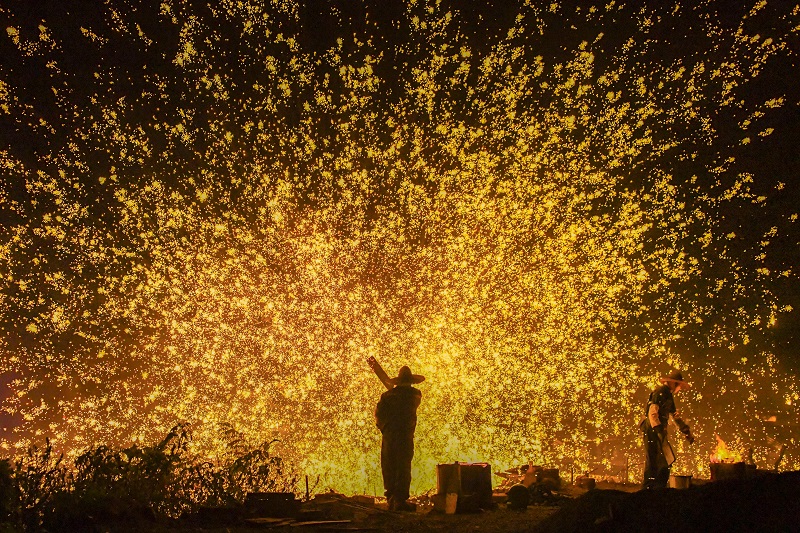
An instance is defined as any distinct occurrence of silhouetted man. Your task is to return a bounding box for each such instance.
[642,370,695,489]
[375,365,424,511]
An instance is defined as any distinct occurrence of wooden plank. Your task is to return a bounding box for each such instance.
[290,519,352,526]
[244,517,296,528]
[367,356,393,390]
[319,526,380,531]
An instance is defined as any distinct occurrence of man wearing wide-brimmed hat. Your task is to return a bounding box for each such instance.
[375,366,425,511]
[641,370,695,489]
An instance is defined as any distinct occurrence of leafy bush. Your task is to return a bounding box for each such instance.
[10,440,68,531]
[0,459,14,522]
[211,423,298,505]
[0,424,298,531]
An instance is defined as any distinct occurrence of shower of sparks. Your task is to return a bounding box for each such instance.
[1,0,799,493]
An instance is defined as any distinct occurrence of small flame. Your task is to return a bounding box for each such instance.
[710,434,742,463]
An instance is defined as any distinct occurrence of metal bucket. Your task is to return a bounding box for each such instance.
[669,474,692,489]
[710,462,746,481]
[435,463,493,513]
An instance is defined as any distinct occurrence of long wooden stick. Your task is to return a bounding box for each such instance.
[367,356,393,390]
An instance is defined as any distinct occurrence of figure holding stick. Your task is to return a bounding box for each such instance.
[369,359,424,512]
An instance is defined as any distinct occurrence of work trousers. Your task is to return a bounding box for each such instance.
[642,427,670,489]
[380,430,415,503]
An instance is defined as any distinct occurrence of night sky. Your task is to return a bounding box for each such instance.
[1,0,799,491]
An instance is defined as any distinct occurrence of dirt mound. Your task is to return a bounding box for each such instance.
[531,471,800,533]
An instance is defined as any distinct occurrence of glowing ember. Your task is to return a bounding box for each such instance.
[710,434,742,464]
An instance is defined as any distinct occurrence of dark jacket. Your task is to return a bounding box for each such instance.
[646,384,691,438]
[647,385,675,427]
[375,385,421,433]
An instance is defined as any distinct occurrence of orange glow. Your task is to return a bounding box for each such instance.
[0,0,798,493]
[710,434,742,464]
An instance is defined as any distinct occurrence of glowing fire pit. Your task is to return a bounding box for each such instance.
[709,434,746,481]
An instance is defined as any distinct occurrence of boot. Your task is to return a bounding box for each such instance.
[394,500,416,512]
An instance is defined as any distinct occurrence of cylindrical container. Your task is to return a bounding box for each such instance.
[445,493,458,514]
[668,474,692,489]
[710,462,746,481]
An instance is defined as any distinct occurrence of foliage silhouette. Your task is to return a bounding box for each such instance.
[0,424,298,531]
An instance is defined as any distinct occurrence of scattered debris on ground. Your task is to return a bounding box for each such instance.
[75,472,800,532]
[532,471,800,533]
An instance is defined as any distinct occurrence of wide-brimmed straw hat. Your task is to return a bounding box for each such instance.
[388,366,425,385]
[659,370,691,390]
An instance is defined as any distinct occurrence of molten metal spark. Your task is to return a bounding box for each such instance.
[0,1,798,492]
